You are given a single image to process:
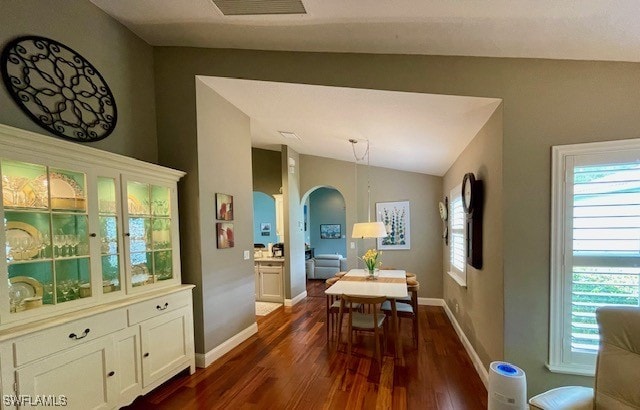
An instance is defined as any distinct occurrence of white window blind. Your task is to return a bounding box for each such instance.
[549,140,640,375]
[449,184,466,286]
[570,162,640,353]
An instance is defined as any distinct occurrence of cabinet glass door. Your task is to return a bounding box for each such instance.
[98,177,122,293]
[126,181,173,288]
[2,159,91,312]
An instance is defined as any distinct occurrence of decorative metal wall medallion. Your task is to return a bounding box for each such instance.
[1,36,117,142]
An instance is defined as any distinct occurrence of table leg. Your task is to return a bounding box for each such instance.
[391,299,403,359]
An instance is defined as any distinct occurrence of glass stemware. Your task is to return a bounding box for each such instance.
[57,280,71,302]
[43,283,54,304]
[63,235,73,257]
[53,235,64,257]
[67,234,80,256]
[8,280,25,312]
[40,233,50,258]
[70,280,80,300]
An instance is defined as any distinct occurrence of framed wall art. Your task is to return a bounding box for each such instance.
[215,193,233,220]
[376,201,410,250]
[320,224,341,239]
[217,222,234,249]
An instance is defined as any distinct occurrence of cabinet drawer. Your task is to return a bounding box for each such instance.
[260,266,282,274]
[13,309,127,367]
[128,291,189,325]
[259,262,283,268]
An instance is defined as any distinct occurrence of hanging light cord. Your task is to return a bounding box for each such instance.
[350,139,373,222]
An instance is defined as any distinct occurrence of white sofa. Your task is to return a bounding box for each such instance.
[307,254,347,279]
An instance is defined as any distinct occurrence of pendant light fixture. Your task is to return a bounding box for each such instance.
[350,139,388,239]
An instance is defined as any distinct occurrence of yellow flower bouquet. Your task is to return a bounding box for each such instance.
[361,249,382,279]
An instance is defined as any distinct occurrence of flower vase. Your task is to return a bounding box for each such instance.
[367,268,377,280]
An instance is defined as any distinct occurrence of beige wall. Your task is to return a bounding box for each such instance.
[252,148,282,195]
[300,154,443,298]
[443,105,504,369]
[195,79,255,352]
[153,48,640,393]
[0,0,158,163]
[282,146,306,299]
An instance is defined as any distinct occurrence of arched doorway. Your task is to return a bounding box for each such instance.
[301,186,347,280]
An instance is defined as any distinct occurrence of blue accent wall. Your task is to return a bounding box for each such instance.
[309,188,346,256]
[253,192,277,246]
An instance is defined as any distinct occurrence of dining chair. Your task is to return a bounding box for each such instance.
[325,277,359,341]
[333,271,347,278]
[337,294,388,364]
[382,278,420,346]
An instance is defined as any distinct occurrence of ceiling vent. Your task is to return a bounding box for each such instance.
[212,0,307,16]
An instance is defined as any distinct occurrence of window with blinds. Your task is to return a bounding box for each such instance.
[449,184,467,286]
[549,141,640,375]
[571,162,640,353]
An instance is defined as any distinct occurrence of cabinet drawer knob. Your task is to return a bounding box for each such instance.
[125,232,131,237]
[108,371,115,377]
[89,233,97,237]
[144,352,150,358]
[69,328,90,340]
[156,302,169,311]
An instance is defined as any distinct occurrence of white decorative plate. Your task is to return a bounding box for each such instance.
[9,276,43,298]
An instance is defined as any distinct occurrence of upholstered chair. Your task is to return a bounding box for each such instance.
[529,306,640,409]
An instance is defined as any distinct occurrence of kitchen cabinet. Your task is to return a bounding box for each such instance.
[254,259,283,302]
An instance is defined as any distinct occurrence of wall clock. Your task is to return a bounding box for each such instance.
[461,172,483,269]
[1,36,117,142]
[462,172,477,214]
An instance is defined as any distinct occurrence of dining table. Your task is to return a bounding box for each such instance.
[324,268,408,359]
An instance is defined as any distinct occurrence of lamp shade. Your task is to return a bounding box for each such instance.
[351,222,388,239]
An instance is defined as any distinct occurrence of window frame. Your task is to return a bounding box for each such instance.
[448,183,467,287]
[549,138,640,376]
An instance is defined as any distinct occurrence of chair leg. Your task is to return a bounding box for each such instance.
[374,325,381,365]
[336,308,344,353]
[413,314,419,347]
[347,313,353,358]
[326,296,330,341]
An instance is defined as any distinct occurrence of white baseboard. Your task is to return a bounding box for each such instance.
[284,290,307,307]
[195,322,258,368]
[441,302,489,388]
[418,297,445,306]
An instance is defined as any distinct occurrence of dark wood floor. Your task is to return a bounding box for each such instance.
[125,280,487,409]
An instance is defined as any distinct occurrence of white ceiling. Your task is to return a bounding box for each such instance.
[199,77,501,175]
[91,0,640,62]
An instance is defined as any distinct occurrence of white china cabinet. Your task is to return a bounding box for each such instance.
[0,124,195,409]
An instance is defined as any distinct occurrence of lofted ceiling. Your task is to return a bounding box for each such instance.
[91,0,640,62]
[88,0,635,174]
[199,77,501,176]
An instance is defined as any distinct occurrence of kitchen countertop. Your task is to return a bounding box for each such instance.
[255,257,285,262]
